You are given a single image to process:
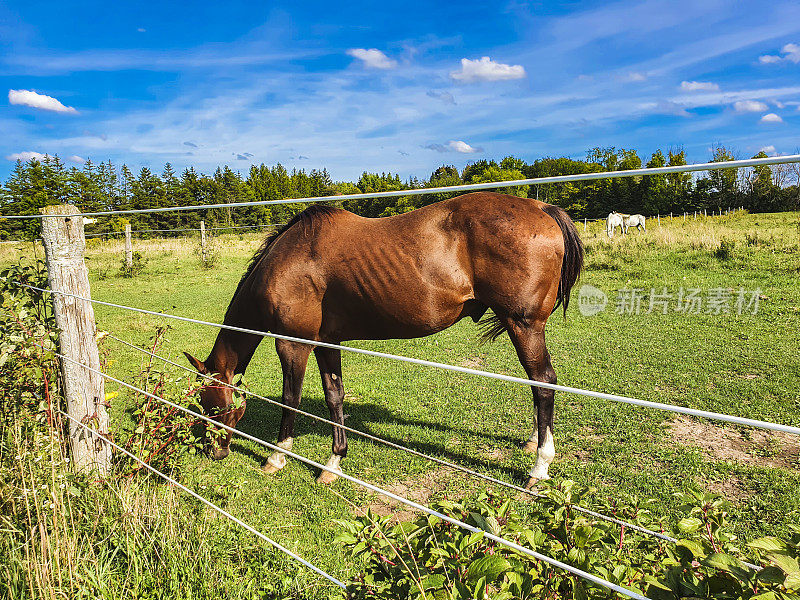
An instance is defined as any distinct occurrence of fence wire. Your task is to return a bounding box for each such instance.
[44,343,649,600]
[103,330,678,543]
[4,154,798,219]
[55,409,348,589]
[12,280,800,438]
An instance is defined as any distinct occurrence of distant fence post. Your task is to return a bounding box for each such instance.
[40,205,111,475]
[657,214,660,226]
[124,223,133,270]
[200,220,207,263]
[583,218,587,232]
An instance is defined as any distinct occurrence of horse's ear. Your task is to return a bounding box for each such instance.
[184,352,208,374]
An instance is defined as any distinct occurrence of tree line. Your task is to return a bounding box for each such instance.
[1,145,797,239]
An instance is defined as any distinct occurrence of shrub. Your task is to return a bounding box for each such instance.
[336,483,800,599]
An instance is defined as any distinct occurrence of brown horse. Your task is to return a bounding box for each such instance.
[184,191,583,489]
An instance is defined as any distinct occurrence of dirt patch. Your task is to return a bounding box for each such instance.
[460,356,485,369]
[669,415,800,470]
[707,476,748,503]
[362,467,481,523]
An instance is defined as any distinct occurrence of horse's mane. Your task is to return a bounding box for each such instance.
[225,204,340,317]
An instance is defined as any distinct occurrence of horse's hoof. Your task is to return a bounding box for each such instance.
[522,441,538,455]
[524,476,542,490]
[262,462,282,475]
[316,469,340,485]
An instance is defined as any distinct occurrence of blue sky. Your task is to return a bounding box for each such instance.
[1,0,799,182]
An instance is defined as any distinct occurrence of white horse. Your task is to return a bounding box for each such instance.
[606,212,625,237]
[623,214,646,234]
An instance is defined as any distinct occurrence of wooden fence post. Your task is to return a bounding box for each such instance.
[200,220,207,263]
[40,205,111,475]
[657,214,660,226]
[124,223,133,271]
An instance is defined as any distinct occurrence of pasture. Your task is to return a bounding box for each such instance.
[2,209,800,598]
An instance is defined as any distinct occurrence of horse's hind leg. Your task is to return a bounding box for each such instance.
[504,319,557,489]
[263,339,313,474]
[314,347,347,485]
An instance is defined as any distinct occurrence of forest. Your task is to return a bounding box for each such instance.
[1,145,798,239]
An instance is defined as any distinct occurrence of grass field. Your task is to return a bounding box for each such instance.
[3,209,800,598]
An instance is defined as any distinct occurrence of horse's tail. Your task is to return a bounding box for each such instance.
[542,204,584,317]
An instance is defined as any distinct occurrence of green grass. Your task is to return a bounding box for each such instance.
[3,211,800,597]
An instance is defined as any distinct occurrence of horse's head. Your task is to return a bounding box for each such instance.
[184,352,246,460]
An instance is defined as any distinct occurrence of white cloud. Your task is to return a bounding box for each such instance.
[448,140,480,153]
[759,145,777,155]
[425,140,482,153]
[68,155,86,163]
[346,48,397,70]
[137,28,146,33]
[8,89,78,113]
[758,42,800,64]
[760,113,783,123]
[782,42,800,63]
[619,71,647,82]
[733,99,768,112]
[450,56,526,83]
[6,151,48,161]
[680,80,719,92]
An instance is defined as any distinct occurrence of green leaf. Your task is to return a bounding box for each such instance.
[422,574,445,590]
[677,517,703,533]
[756,566,787,585]
[676,539,706,559]
[750,537,790,553]
[466,555,511,583]
[768,553,800,575]
[785,572,800,590]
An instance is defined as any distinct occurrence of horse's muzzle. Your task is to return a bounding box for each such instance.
[208,446,230,460]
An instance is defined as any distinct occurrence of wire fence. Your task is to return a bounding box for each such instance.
[102,331,678,543]
[56,407,348,590]
[4,154,798,220]
[14,281,800,437]
[7,155,799,594]
[43,341,649,600]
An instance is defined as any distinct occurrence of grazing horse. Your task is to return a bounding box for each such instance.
[607,212,625,237]
[623,214,646,234]
[184,192,583,489]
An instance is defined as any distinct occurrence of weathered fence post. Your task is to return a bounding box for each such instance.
[124,223,133,271]
[40,205,111,475]
[200,220,207,263]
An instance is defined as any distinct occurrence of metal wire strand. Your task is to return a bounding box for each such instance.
[43,344,647,600]
[56,410,347,589]
[103,330,678,542]
[12,281,800,437]
[4,154,798,219]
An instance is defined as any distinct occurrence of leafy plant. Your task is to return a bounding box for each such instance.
[336,483,800,600]
[119,250,146,277]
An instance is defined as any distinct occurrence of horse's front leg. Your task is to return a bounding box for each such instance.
[314,347,347,484]
[263,339,312,474]
[506,320,557,489]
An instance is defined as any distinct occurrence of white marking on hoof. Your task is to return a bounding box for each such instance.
[316,454,342,485]
[528,428,555,482]
[525,476,546,490]
[264,437,293,472]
